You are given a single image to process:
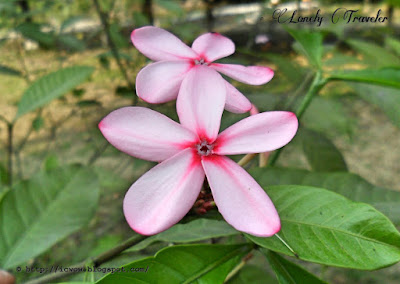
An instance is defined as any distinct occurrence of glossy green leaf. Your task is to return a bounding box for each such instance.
[16,66,94,118]
[302,97,353,136]
[0,65,22,77]
[263,250,326,284]
[227,265,277,284]
[247,185,400,269]
[128,219,239,252]
[346,39,400,67]
[349,82,400,128]
[0,165,99,269]
[250,167,400,226]
[97,244,253,284]
[328,68,400,89]
[286,28,323,68]
[300,129,347,172]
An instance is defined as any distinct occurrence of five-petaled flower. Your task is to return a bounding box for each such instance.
[131,26,274,113]
[99,67,298,236]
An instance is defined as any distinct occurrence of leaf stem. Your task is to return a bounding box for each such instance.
[224,252,253,283]
[24,234,147,284]
[268,70,326,166]
[275,233,298,258]
[237,153,257,167]
[92,0,137,105]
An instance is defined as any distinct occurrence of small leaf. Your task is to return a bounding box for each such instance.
[0,65,22,77]
[15,22,55,47]
[300,128,347,172]
[60,16,88,32]
[286,28,323,68]
[76,100,102,108]
[128,219,239,252]
[250,167,400,226]
[32,116,44,132]
[328,68,400,89]
[43,154,59,172]
[263,250,326,284]
[16,65,94,119]
[346,39,400,67]
[247,185,400,269]
[97,244,252,284]
[0,165,99,269]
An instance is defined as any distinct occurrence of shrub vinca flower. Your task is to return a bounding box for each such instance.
[131,26,274,113]
[99,67,298,236]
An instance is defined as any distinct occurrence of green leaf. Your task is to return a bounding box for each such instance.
[97,244,252,284]
[286,28,323,68]
[328,68,400,89]
[76,100,102,108]
[0,165,99,269]
[128,219,239,252]
[247,185,400,269]
[263,250,326,284]
[32,115,44,132]
[58,34,86,51]
[0,65,22,77]
[302,97,353,136]
[250,167,400,226]
[16,65,94,119]
[385,37,400,57]
[227,265,277,284]
[349,82,400,128]
[346,39,400,67]
[300,129,347,172]
[15,22,55,47]
[43,154,60,172]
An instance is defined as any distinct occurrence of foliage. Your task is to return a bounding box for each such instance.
[0,1,399,284]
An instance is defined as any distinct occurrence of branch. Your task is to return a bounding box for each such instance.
[92,0,137,105]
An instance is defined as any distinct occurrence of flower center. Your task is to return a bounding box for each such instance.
[194,58,208,66]
[196,140,214,156]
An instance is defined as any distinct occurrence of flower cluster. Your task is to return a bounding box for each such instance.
[99,26,298,237]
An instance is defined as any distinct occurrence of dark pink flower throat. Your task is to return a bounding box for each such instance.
[194,58,208,66]
[196,140,214,156]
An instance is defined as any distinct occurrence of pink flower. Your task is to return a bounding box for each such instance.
[99,67,297,236]
[131,26,274,113]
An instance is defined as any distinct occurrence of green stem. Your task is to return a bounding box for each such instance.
[268,71,326,166]
[7,123,14,186]
[92,0,137,105]
[24,234,147,284]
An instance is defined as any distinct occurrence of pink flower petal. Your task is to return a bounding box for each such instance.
[99,107,197,162]
[211,63,274,85]
[215,111,298,155]
[124,149,205,235]
[136,61,192,103]
[192,33,235,62]
[202,155,280,237]
[177,66,226,142]
[131,26,198,61]
[224,80,252,113]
